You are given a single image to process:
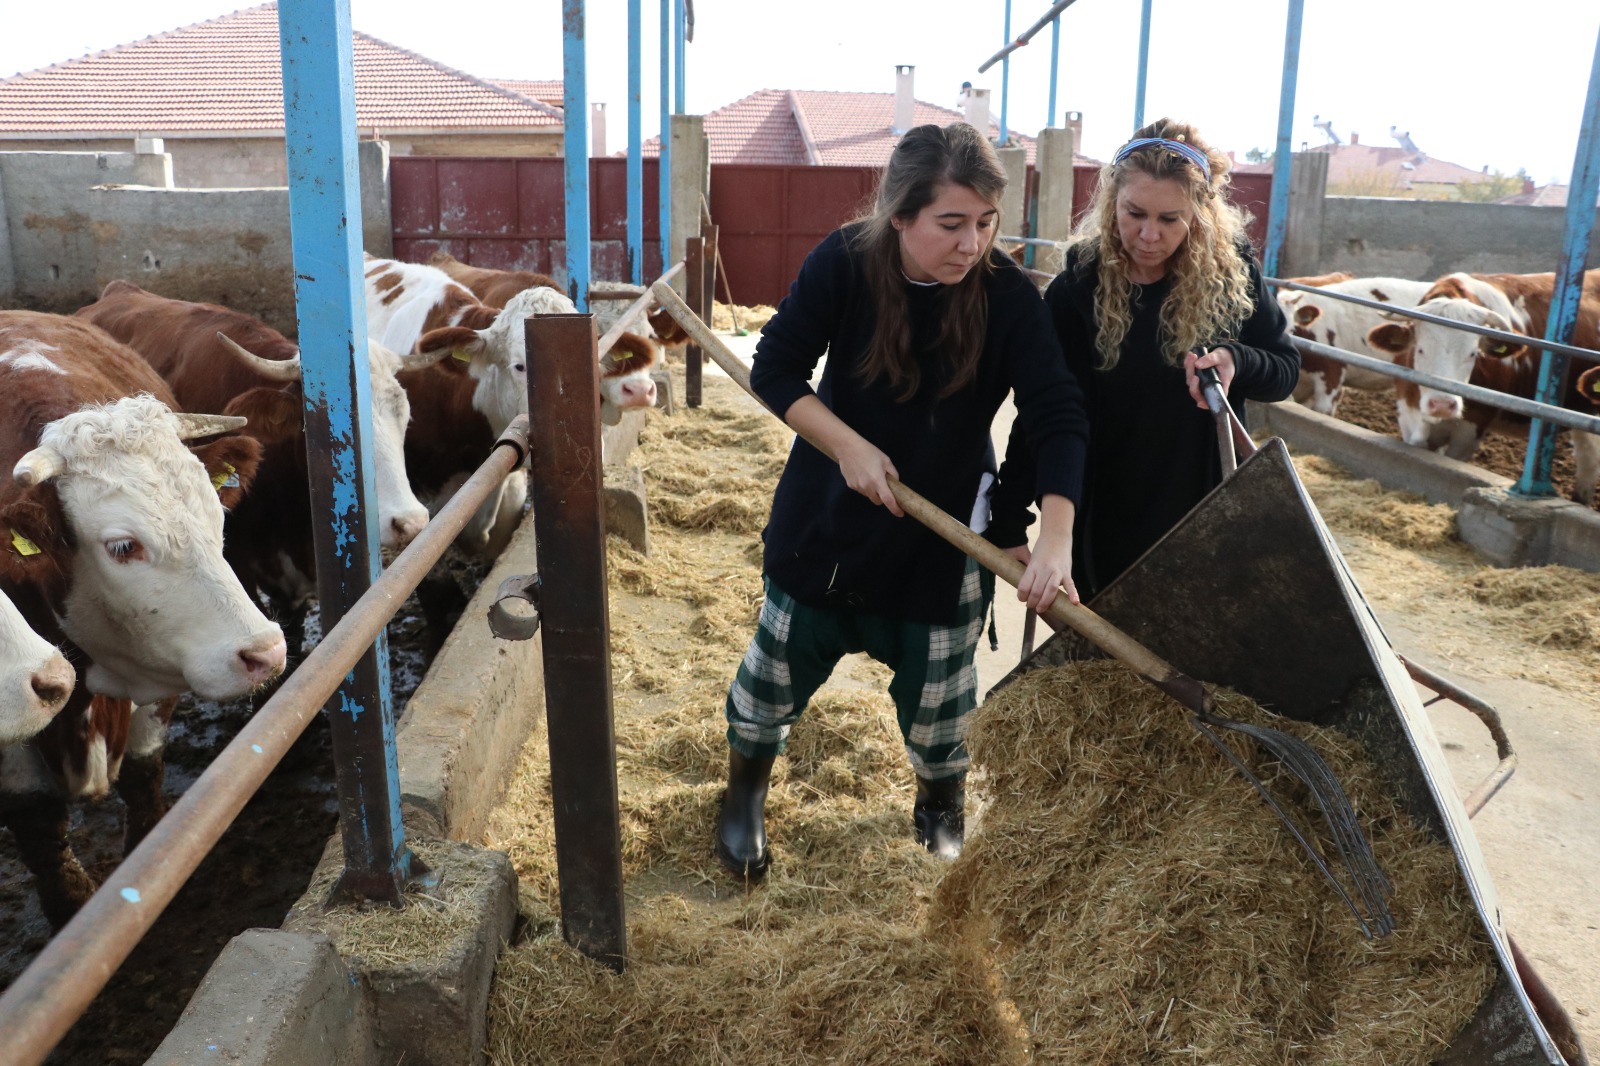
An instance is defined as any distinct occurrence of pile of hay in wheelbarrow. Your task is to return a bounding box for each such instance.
[481,376,1496,1065]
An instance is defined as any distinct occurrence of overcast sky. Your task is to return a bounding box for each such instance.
[3,0,1597,185]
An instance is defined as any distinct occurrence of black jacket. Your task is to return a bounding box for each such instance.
[751,226,1090,625]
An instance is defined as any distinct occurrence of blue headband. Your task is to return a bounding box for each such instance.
[1112,137,1212,181]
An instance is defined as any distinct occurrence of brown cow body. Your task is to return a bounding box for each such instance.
[0,311,281,924]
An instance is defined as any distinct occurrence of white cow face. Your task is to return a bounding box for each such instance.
[0,588,72,744]
[13,395,286,703]
[365,340,431,547]
[1368,299,1520,446]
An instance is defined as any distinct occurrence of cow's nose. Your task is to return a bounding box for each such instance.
[30,657,72,712]
[1425,396,1460,418]
[238,632,288,684]
[620,377,657,408]
[389,511,429,549]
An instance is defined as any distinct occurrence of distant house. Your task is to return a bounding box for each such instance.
[633,88,1099,168]
[0,2,562,188]
[1305,134,1504,200]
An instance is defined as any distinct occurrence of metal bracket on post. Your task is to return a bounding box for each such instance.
[487,574,543,641]
[524,312,628,972]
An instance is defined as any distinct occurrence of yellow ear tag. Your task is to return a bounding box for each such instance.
[452,348,472,363]
[10,529,41,557]
[211,463,240,493]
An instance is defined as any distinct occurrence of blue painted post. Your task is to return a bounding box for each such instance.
[674,0,685,115]
[564,0,591,311]
[1048,14,1061,127]
[1262,0,1305,281]
[659,0,672,271]
[1515,24,1600,499]
[276,0,411,901]
[1134,0,1152,130]
[999,0,1012,146]
[627,0,643,283]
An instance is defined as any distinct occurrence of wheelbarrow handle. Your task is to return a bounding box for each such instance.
[650,281,1214,718]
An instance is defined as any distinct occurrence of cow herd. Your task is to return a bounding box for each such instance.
[1280,269,1600,504]
[0,255,670,926]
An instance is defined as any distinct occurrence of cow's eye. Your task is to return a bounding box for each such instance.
[104,537,147,564]
[513,363,525,374]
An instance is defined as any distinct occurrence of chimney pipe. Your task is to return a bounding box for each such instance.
[591,102,606,156]
[964,88,991,139]
[1350,131,1359,145]
[892,65,916,135]
[1066,110,1082,151]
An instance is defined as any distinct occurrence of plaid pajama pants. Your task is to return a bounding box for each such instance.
[724,558,988,781]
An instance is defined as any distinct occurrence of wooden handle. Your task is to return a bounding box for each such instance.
[648,281,1211,715]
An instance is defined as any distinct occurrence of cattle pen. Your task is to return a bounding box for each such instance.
[2,1,1599,1064]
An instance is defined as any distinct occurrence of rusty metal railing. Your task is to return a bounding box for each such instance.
[0,418,530,1066]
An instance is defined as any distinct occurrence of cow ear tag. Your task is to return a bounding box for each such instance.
[10,529,41,557]
[211,463,240,493]
[452,348,473,363]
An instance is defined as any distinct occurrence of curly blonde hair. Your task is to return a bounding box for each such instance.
[1070,118,1255,370]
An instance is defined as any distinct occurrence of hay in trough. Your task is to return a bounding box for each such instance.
[933,659,1496,1064]
[1292,454,1459,549]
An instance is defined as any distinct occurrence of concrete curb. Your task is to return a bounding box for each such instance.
[1249,400,1600,573]
[150,515,551,1065]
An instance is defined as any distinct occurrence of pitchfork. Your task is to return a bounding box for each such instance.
[650,282,1396,938]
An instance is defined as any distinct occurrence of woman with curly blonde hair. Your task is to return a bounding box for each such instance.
[995,117,1297,600]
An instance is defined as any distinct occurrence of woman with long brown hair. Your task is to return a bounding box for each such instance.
[715,122,1089,881]
[999,117,1298,601]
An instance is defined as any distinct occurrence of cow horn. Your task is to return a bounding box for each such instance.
[400,346,453,370]
[216,332,301,382]
[13,447,66,487]
[173,413,249,440]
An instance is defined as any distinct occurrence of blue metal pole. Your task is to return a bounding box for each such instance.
[1262,0,1305,280]
[999,0,1012,146]
[1048,14,1061,127]
[277,0,410,901]
[659,0,671,272]
[1133,0,1152,130]
[627,0,643,284]
[1515,24,1600,499]
[564,0,591,311]
[673,0,685,115]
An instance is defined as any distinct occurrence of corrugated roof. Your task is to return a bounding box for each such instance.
[637,88,1100,168]
[0,3,562,136]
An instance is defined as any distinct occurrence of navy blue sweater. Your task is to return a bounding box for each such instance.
[997,242,1298,599]
[751,226,1089,626]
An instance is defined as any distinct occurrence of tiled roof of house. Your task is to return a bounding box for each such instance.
[1497,183,1599,208]
[490,79,565,110]
[1307,142,1488,191]
[0,3,562,136]
[636,88,1100,168]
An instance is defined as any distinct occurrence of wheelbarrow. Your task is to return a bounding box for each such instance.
[649,282,1588,1065]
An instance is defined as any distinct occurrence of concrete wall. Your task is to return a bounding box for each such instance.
[0,142,392,336]
[1313,196,1600,280]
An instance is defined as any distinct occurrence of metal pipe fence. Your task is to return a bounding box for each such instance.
[0,418,531,1066]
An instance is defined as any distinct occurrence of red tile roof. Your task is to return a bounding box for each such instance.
[489,79,566,110]
[0,3,562,137]
[636,88,1100,168]
[1307,143,1487,190]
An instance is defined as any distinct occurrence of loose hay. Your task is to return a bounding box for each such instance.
[934,659,1496,1064]
[713,301,779,334]
[1293,454,1458,549]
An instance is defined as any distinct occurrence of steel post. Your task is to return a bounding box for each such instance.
[999,0,1012,146]
[1263,0,1305,279]
[1048,16,1061,127]
[684,235,705,406]
[673,0,685,114]
[524,315,628,972]
[277,0,410,904]
[564,0,591,311]
[1134,0,1152,130]
[659,0,672,273]
[1515,24,1600,499]
[627,0,643,284]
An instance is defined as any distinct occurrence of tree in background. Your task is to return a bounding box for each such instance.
[1456,169,1529,203]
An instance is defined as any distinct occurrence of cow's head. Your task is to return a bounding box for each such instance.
[1578,365,1600,409]
[0,588,72,744]
[215,334,431,548]
[1368,298,1522,446]
[411,285,660,431]
[3,394,286,703]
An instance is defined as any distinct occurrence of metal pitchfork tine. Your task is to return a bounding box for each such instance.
[651,282,1395,938]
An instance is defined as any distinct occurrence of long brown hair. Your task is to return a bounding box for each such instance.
[1071,117,1254,369]
[848,122,1006,400]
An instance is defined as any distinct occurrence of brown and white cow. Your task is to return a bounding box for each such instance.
[1371,271,1600,503]
[1,311,286,922]
[76,281,433,654]
[0,588,71,745]
[1277,274,1430,414]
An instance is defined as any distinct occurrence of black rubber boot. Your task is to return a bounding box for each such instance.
[714,749,775,882]
[914,776,965,859]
